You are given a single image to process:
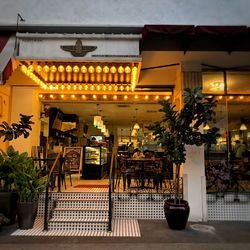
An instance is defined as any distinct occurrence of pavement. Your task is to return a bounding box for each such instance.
[0,220,250,250]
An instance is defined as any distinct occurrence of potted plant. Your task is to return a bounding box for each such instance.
[0,114,40,228]
[10,153,46,229]
[149,87,219,230]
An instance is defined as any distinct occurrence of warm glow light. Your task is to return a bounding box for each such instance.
[88,66,95,73]
[96,85,101,91]
[73,66,79,73]
[39,94,43,98]
[28,65,34,72]
[66,65,72,73]
[125,66,131,74]
[96,66,102,73]
[103,66,109,73]
[203,124,210,130]
[165,96,170,100]
[58,65,64,72]
[81,66,87,73]
[93,94,97,99]
[209,81,224,92]
[78,85,83,90]
[102,85,107,91]
[61,84,65,90]
[81,95,86,99]
[229,96,234,100]
[240,123,247,130]
[145,95,149,100]
[84,84,89,91]
[49,94,54,99]
[90,85,95,91]
[37,65,42,72]
[108,85,112,91]
[43,65,50,73]
[73,85,77,90]
[126,85,130,91]
[120,85,124,91]
[118,66,124,74]
[67,85,71,90]
[155,95,159,100]
[124,95,128,100]
[240,96,244,100]
[113,95,117,100]
[110,66,117,74]
[134,95,138,99]
[114,85,118,91]
[71,94,75,99]
[218,95,223,100]
[60,94,65,99]
[103,95,107,99]
[50,65,57,73]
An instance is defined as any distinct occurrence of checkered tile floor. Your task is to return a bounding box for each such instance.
[11,218,141,237]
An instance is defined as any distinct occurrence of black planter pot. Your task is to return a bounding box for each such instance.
[164,198,190,230]
[17,201,38,229]
[0,191,18,225]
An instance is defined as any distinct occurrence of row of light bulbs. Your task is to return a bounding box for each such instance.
[43,83,132,92]
[39,93,171,101]
[208,95,248,100]
[26,64,136,74]
[20,65,138,91]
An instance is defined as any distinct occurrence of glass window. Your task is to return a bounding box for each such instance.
[227,71,250,94]
[202,72,224,94]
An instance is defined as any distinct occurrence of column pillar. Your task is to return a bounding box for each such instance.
[180,62,208,222]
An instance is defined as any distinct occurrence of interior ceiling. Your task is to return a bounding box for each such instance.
[7,50,250,130]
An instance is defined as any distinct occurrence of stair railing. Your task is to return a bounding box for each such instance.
[108,152,115,232]
[43,153,62,231]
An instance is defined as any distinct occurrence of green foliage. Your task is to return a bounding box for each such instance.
[149,87,220,201]
[0,146,46,202]
[0,114,34,142]
[0,146,22,191]
[149,87,220,166]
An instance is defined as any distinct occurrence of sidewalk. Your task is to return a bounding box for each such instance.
[1,220,250,250]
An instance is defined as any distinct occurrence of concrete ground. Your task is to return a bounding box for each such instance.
[0,220,250,250]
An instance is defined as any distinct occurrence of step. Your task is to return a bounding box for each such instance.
[55,198,109,208]
[52,207,109,219]
[48,217,109,231]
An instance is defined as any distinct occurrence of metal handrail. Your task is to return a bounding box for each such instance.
[43,153,61,231]
[108,152,115,232]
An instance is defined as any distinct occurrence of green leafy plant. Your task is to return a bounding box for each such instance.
[9,152,46,202]
[149,87,220,202]
[0,114,34,142]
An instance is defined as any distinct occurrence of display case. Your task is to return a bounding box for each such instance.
[82,146,108,179]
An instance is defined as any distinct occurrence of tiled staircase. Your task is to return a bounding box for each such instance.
[39,192,110,232]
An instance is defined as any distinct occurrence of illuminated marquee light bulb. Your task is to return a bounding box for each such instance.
[126,85,130,91]
[88,66,95,74]
[165,96,170,100]
[102,85,107,91]
[103,95,107,99]
[58,65,64,72]
[134,95,138,99]
[124,95,128,100]
[73,65,79,73]
[90,84,95,91]
[84,84,89,91]
[93,94,97,99]
[120,85,124,91]
[113,95,117,100]
[81,95,86,99]
[73,85,77,90]
[36,65,42,72]
[39,94,43,98]
[96,66,102,73]
[124,66,131,74]
[66,65,72,73]
[67,84,71,90]
[114,85,118,91]
[49,84,53,90]
[118,66,124,74]
[81,66,87,73]
[28,64,34,72]
[155,95,159,100]
[43,65,50,73]
[108,85,112,91]
[78,85,83,90]
[240,96,244,100]
[103,66,109,74]
[50,65,57,73]
[61,84,65,90]
[60,94,65,99]
[49,94,54,99]
[96,85,101,91]
[71,94,75,99]
[145,95,149,100]
[110,66,117,74]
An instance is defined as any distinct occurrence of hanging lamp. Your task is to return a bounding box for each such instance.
[133,108,140,130]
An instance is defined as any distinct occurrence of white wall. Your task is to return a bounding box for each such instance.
[0,0,250,27]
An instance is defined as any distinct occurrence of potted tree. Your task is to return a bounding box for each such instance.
[149,87,219,230]
[0,114,45,229]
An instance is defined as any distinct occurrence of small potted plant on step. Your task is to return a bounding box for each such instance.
[149,87,219,230]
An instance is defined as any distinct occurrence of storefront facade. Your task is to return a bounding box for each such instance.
[1,0,250,222]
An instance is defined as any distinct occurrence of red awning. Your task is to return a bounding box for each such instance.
[0,33,15,84]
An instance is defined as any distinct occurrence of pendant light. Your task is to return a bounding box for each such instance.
[133,108,140,130]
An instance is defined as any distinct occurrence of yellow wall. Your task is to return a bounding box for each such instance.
[10,86,41,155]
[0,85,11,151]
